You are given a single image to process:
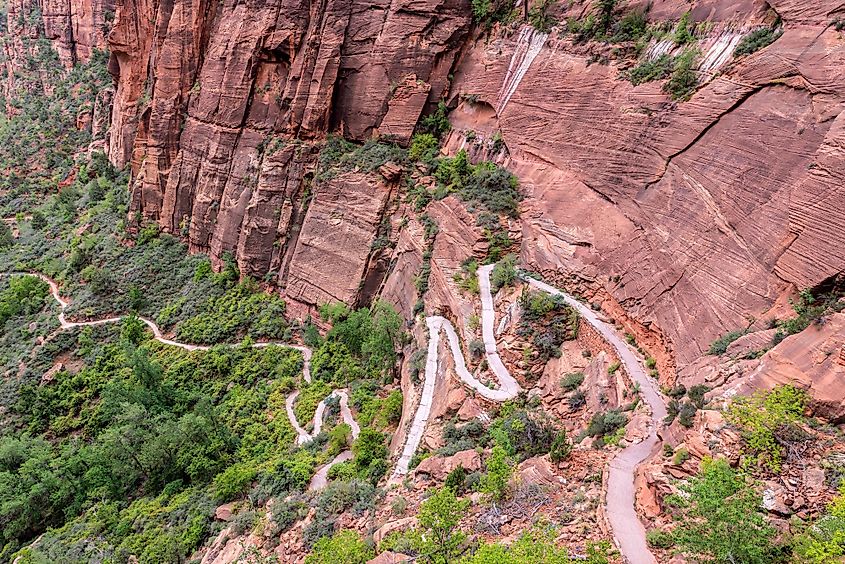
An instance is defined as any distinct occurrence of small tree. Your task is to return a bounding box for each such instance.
[549,429,572,463]
[305,529,374,564]
[726,385,807,472]
[479,445,514,501]
[412,486,471,563]
[668,458,779,563]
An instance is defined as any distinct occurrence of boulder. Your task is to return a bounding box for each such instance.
[414,449,481,481]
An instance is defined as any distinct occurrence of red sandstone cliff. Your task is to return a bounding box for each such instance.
[5,0,845,379]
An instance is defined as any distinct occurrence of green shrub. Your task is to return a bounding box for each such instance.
[434,150,521,217]
[560,372,585,392]
[472,0,517,28]
[488,408,555,460]
[708,328,747,355]
[607,361,621,374]
[568,390,586,409]
[549,429,572,463]
[352,428,388,483]
[176,278,288,344]
[668,458,780,562]
[664,48,699,100]
[419,101,451,139]
[409,133,440,163]
[791,484,845,562]
[270,499,308,536]
[672,447,690,465]
[0,275,48,326]
[586,409,627,438]
[490,253,518,290]
[628,54,673,85]
[734,27,782,57]
[305,529,374,564]
[213,463,257,502]
[528,0,558,32]
[646,528,675,549]
[726,385,808,472]
[674,11,693,45]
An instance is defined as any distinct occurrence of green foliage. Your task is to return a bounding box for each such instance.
[646,528,674,549]
[175,278,288,344]
[560,372,585,392]
[664,48,699,101]
[0,275,48,326]
[610,7,648,42]
[771,286,845,345]
[318,136,408,181]
[792,484,845,563]
[420,101,452,139]
[471,0,517,28]
[461,524,570,563]
[528,0,558,33]
[734,27,782,57]
[0,223,13,249]
[667,458,780,563]
[3,338,303,557]
[305,529,374,564]
[585,410,627,439]
[674,11,693,45]
[15,488,216,564]
[409,133,440,163]
[314,299,403,384]
[411,486,470,563]
[434,150,521,218]
[628,54,673,85]
[549,429,572,463]
[213,462,257,502]
[479,445,514,501]
[488,407,556,460]
[517,290,578,362]
[490,254,518,291]
[595,0,617,36]
[295,380,333,426]
[439,419,488,456]
[726,385,808,472]
[352,428,388,483]
[709,328,748,355]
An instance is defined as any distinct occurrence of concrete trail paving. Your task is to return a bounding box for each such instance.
[392,264,524,478]
[525,277,666,564]
[388,264,666,564]
[286,389,361,491]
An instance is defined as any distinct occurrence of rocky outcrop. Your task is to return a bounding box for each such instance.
[10,0,845,369]
[717,312,845,421]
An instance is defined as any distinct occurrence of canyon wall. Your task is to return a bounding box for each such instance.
[446,0,845,375]
[5,0,845,376]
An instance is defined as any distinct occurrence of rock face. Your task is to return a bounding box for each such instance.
[9,0,845,368]
[446,4,845,376]
[104,0,470,310]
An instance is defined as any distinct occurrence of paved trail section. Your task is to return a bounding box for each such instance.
[392,264,524,477]
[526,277,666,564]
[390,265,666,564]
[11,268,667,558]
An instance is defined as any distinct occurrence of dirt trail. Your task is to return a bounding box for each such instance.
[6,272,356,492]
